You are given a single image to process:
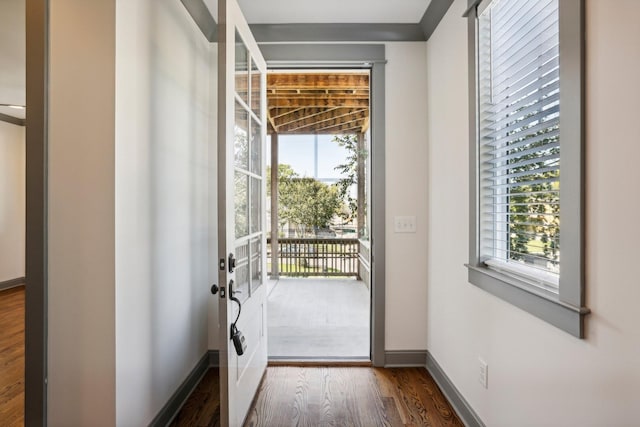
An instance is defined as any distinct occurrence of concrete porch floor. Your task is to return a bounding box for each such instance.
[267,277,370,359]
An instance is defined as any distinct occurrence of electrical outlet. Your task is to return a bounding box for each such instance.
[394,216,416,233]
[478,358,488,389]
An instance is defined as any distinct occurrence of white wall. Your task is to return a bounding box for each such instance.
[48,0,116,425]
[426,0,640,425]
[115,0,213,424]
[384,42,429,351]
[48,0,214,424]
[208,44,220,350]
[0,121,25,283]
[0,0,26,109]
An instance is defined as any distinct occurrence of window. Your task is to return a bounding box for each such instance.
[466,0,588,337]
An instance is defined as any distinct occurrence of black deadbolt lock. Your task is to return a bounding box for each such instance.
[228,253,236,273]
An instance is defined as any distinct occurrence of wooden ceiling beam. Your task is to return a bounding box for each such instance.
[315,117,365,133]
[270,107,304,120]
[287,120,363,134]
[267,110,278,132]
[270,97,369,108]
[278,109,368,133]
[271,88,369,94]
[269,93,369,100]
[280,124,363,135]
[267,73,369,90]
[272,107,342,129]
[361,116,370,133]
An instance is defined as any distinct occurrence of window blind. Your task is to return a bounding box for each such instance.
[478,0,560,291]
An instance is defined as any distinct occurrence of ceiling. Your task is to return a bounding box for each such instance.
[0,0,431,123]
[266,71,369,135]
[0,0,25,120]
[214,0,404,136]
[204,0,432,24]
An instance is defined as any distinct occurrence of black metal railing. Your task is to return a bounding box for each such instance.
[267,237,359,277]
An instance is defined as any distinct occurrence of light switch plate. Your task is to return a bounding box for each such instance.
[478,358,488,389]
[394,216,416,233]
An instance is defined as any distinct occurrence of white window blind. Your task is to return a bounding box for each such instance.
[478,0,560,291]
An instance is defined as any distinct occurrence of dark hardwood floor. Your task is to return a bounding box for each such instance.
[0,286,25,427]
[170,368,220,427]
[172,366,462,426]
[0,286,462,427]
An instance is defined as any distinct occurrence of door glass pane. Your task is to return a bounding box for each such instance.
[235,31,248,105]
[250,116,261,175]
[234,241,249,301]
[234,102,249,170]
[250,57,261,117]
[235,172,249,238]
[250,177,261,234]
[250,237,262,292]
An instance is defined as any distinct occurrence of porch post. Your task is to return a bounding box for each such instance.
[270,132,279,279]
[357,132,365,280]
[357,133,366,237]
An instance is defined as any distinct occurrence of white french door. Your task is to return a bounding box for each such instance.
[217,0,268,425]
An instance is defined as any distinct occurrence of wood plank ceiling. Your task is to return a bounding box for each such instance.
[266,72,370,135]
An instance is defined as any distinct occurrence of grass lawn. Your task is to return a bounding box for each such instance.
[267,261,354,277]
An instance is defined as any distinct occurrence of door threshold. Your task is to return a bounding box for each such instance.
[268,357,372,367]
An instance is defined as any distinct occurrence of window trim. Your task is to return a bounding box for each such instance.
[466,0,589,338]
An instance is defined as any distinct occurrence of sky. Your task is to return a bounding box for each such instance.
[267,134,350,182]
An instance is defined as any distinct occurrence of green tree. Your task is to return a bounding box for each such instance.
[270,164,343,236]
[333,134,368,221]
[505,114,560,268]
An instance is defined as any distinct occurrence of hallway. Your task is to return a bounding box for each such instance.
[171,366,463,427]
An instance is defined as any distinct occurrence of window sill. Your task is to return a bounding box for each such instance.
[465,264,590,338]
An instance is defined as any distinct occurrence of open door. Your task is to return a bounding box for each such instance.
[217,0,268,425]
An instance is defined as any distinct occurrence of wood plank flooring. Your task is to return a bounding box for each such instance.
[172,366,463,426]
[0,286,25,426]
[170,368,220,427]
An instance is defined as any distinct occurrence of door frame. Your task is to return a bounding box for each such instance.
[177,3,387,368]
[25,0,49,424]
[259,43,386,367]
